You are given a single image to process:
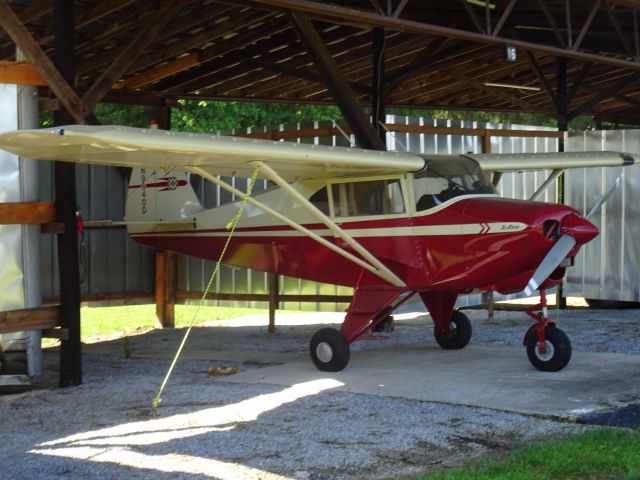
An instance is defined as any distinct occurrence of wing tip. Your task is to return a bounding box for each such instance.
[621,153,635,166]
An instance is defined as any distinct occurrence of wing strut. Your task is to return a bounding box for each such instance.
[254,161,406,287]
[529,169,564,201]
[187,165,406,288]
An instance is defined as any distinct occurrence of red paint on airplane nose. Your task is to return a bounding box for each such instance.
[561,213,599,245]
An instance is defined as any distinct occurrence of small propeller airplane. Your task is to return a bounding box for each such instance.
[0,125,635,372]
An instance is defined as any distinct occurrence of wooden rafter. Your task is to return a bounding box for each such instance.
[289,12,384,150]
[81,1,188,112]
[569,73,638,118]
[0,0,85,122]
[573,0,602,52]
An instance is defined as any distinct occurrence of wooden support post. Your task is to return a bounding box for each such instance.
[268,272,279,333]
[482,130,492,155]
[155,250,175,328]
[153,104,175,328]
[555,57,568,310]
[54,0,82,387]
[372,27,386,147]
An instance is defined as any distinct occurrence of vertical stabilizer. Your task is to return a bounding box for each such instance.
[125,168,203,224]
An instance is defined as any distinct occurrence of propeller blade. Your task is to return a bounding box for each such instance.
[524,234,577,296]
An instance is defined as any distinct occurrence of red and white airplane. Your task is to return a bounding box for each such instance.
[0,125,635,372]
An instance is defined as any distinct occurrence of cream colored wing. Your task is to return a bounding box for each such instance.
[0,125,424,180]
[468,151,636,172]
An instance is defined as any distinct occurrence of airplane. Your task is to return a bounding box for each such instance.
[0,125,635,373]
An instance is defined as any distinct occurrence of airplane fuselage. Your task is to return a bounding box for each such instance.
[131,192,596,295]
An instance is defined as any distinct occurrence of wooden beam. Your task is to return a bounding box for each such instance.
[569,73,638,119]
[81,1,187,113]
[251,0,640,71]
[0,306,59,335]
[117,53,201,90]
[289,12,385,150]
[0,61,46,86]
[176,290,353,304]
[155,250,176,328]
[0,202,55,225]
[0,0,85,123]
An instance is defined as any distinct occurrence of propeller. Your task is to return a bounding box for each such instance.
[524,234,576,296]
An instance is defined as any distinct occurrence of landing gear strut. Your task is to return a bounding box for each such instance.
[523,289,572,371]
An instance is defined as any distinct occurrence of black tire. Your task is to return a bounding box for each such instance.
[309,328,350,372]
[434,310,472,350]
[526,325,572,372]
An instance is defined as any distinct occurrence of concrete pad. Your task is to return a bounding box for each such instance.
[226,344,640,418]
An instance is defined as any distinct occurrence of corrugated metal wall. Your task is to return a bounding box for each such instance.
[39,163,155,299]
[39,116,559,309]
[565,130,640,302]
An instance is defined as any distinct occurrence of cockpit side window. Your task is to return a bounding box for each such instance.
[328,178,405,217]
[414,156,496,211]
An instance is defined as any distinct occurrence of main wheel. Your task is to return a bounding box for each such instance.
[434,310,472,350]
[309,328,350,372]
[526,325,572,372]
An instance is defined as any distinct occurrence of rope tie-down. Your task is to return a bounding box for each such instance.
[151,165,262,411]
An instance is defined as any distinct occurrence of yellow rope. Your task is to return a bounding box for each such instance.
[151,166,262,411]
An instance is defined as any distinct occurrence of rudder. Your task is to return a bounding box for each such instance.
[125,168,203,223]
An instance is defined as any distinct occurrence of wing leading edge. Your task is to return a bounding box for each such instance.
[0,125,424,181]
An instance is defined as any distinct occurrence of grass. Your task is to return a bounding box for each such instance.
[76,304,266,342]
[415,428,640,480]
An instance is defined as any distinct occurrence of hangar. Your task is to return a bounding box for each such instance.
[0,0,639,386]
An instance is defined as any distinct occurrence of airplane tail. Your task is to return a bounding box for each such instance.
[125,168,204,224]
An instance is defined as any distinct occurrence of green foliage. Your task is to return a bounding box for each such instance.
[93,103,154,128]
[170,99,342,132]
[40,97,605,132]
[416,428,640,480]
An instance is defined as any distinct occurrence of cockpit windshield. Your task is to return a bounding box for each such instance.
[414,155,496,211]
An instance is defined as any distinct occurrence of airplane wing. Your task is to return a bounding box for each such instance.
[467,151,636,172]
[0,125,424,181]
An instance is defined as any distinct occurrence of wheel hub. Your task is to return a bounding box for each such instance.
[535,340,555,361]
[316,342,334,363]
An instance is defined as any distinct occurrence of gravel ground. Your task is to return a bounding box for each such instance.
[0,305,637,480]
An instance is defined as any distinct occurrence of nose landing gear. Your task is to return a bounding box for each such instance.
[523,289,572,371]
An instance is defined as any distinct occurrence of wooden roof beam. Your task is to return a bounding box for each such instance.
[289,12,384,150]
[81,1,187,113]
[78,4,240,75]
[119,15,288,90]
[249,0,640,71]
[0,0,85,123]
[569,73,639,119]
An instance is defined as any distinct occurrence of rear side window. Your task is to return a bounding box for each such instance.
[329,178,405,217]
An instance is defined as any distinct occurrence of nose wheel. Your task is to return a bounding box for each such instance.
[523,289,572,371]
